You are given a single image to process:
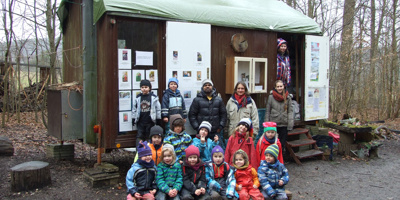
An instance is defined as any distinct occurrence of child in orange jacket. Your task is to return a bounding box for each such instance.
[133,125,164,165]
[232,149,264,200]
[256,122,284,164]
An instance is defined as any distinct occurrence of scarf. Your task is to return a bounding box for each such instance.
[186,160,202,171]
[137,159,155,169]
[272,89,289,102]
[234,93,247,109]
[264,134,276,144]
[233,162,249,170]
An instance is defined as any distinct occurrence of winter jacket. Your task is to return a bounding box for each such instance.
[205,162,238,198]
[132,92,161,123]
[163,130,192,161]
[265,91,294,130]
[188,88,227,135]
[182,161,207,194]
[126,162,157,196]
[225,96,259,136]
[161,88,187,119]
[156,162,183,193]
[225,133,260,169]
[233,165,260,190]
[133,143,163,165]
[192,137,219,162]
[258,160,289,197]
[256,137,284,164]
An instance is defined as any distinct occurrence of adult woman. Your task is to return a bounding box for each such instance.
[277,38,291,87]
[265,80,293,153]
[225,81,259,138]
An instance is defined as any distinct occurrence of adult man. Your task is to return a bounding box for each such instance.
[189,79,227,140]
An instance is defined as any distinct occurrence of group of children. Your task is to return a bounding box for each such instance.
[128,78,289,199]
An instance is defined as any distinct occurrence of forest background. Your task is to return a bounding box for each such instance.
[0,0,399,127]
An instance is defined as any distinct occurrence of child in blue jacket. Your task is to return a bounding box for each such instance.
[258,144,289,200]
[161,77,187,132]
[193,121,219,162]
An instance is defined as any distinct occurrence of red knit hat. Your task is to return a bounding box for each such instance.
[185,145,200,158]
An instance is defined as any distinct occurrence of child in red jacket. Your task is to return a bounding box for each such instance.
[225,118,259,169]
[232,149,264,200]
[256,122,284,164]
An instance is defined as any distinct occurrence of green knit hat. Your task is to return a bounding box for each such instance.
[263,122,277,132]
[265,144,279,159]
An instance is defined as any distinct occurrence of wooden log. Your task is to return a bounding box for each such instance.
[0,136,14,156]
[11,161,51,192]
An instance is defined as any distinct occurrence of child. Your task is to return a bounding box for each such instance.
[181,145,210,200]
[258,144,289,200]
[256,122,284,164]
[232,149,264,200]
[163,114,192,163]
[126,141,157,200]
[133,125,164,165]
[132,79,162,147]
[155,144,183,200]
[205,145,238,200]
[161,77,187,132]
[193,121,219,162]
[225,118,260,169]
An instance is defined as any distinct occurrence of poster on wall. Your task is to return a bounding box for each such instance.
[135,51,153,66]
[310,42,320,82]
[132,70,145,89]
[119,91,132,111]
[118,70,132,90]
[119,111,133,132]
[146,70,158,89]
[118,49,131,69]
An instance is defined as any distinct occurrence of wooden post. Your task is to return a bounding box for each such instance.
[11,161,51,192]
[0,136,14,156]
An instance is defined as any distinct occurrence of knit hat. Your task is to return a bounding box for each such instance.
[162,143,175,152]
[169,114,184,131]
[185,145,200,158]
[238,118,254,137]
[149,125,163,138]
[161,144,176,164]
[137,141,152,158]
[277,38,287,49]
[202,79,214,87]
[168,77,179,87]
[140,79,152,89]
[265,144,279,160]
[211,145,225,163]
[198,121,212,133]
[263,122,277,132]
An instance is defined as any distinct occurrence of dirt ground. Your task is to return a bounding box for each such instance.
[0,113,399,200]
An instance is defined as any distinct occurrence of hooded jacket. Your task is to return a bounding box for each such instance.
[225,132,260,169]
[161,88,187,119]
[225,95,259,136]
[265,90,294,130]
[125,162,157,196]
[192,136,219,162]
[132,92,161,123]
[205,161,238,198]
[163,129,192,161]
[256,136,284,164]
[258,160,289,197]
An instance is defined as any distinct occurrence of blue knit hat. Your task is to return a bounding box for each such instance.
[265,144,279,160]
[137,141,152,158]
[168,77,179,87]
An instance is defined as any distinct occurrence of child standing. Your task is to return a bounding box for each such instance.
[162,77,187,132]
[256,122,284,164]
[126,141,157,200]
[163,114,192,163]
[193,121,219,162]
[225,118,260,169]
[232,149,264,200]
[205,145,238,200]
[133,125,164,165]
[132,79,162,147]
[258,144,289,200]
[155,144,183,200]
[181,145,210,200]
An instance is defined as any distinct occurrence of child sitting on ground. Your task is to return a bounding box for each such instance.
[126,141,157,200]
[225,118,260,169]
[232,149,263,200]
[205,145,238,200]
[256,122,284,164]
[163,114,192,163]
[155,144,183,200]
[193,121,219,162]
[258,144,289,200]
[161,77,187,132]
[133,125,164,165]
[181,145,210,200]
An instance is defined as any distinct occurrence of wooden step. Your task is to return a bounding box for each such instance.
[294,149,324,159]
[287,139,316,147]
[288,128,309,136]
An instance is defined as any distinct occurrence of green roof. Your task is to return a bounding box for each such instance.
[59,0,322,34]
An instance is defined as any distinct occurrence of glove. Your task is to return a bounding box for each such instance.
[132,119,135,126]
[156,119,162,126]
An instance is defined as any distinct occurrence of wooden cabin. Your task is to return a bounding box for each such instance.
[56,0,329,149]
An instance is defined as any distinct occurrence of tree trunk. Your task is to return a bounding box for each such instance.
[0,136,14,156]
[11,161,51,192]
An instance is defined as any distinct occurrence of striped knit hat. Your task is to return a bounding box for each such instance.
[277,38,287,49]
[263,121,277,132]
[238,118,254,137]
[265,144,279,159]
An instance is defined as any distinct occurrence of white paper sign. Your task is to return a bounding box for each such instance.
[118,49,131,69]
[119,70,132,90]
[119,91,132,111]
[132,70,145,89]
[119,111,133,132]
[146,70,159,89]
[135,51,153,66]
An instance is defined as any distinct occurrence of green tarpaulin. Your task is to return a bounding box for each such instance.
[59,0,322,34]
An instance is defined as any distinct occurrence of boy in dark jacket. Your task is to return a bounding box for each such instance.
[161,77,187,132]
[126,141,157,200]
[181,145,210,200]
